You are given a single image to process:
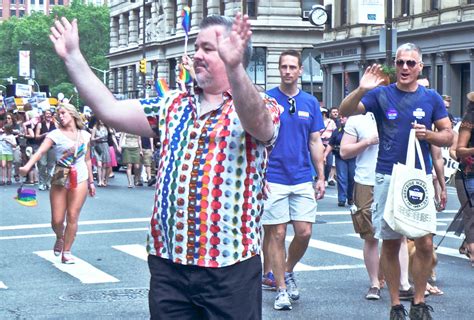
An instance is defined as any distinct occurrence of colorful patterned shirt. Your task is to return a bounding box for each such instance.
[141,90,280,268]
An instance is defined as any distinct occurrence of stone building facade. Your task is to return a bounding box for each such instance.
[107,0,323,99]
[318,0,474,117]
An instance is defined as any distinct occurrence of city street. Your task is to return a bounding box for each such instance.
[0,172,472,319]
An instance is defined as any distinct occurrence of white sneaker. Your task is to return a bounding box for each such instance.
[285,272,300,301]
[274,289,292,310]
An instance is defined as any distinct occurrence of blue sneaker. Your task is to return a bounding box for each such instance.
[262,271,276,290]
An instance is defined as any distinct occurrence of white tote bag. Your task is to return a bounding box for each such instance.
[383,129,437,238]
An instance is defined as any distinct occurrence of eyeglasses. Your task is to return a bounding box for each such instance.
[395,59,420,68]
[288,98,296,115]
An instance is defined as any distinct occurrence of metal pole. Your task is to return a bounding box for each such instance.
[142,0,146,98]
[309,52,314,96]
[385,0,393,66]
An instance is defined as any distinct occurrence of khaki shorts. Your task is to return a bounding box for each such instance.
[262,182,317,225]
[352,182,375,239]
[141,149,153,166]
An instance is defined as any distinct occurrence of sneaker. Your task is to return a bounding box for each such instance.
[390,304,408,320]
[338,201,346,207]
[409,302,434,320]
[262,271,276,290]
[285,272,299,301]
[366,287,381,300]
[147,177,157,187]
[274,289,292,311]
[399,286,415,301]
[38,184,47,191]
[62,251,75,264]
[53,237,64,256]
[328,180,336,186]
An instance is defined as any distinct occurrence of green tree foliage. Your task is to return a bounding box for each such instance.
[0,1,109,107]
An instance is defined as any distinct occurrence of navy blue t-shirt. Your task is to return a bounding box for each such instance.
[266,87,324,185]
[361,84,448,175]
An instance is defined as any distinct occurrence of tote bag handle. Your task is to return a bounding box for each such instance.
[406,128,426,173]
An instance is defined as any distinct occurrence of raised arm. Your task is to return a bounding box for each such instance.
[49,18,154,137]
[216,13,275,142]
[339,64,386,117]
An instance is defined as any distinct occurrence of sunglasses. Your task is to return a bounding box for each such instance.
[288,98,296,115]
[395,59,420,68]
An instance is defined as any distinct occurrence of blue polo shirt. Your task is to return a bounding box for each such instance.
[266,87,324,185]
[361,84,448,175]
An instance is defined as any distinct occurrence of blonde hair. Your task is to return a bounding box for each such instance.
[55,103,85,129]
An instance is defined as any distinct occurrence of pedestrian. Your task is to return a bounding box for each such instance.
[455,91,474,268]
[323,116,356,207]
[91,119,111,187]
[320,108,337,185]
[340,112,382,299]
[20,103,96,264]
[119,132,142,188]
[339,43,453,319]
[139,136,154,185]
[261,50,325,311]
[35,109,57,190]
[49,13,280,319]
[0,123,17,185]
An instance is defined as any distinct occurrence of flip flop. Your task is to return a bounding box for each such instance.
[426,284,444,296]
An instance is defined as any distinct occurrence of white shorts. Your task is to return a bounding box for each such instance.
[262,182,318,225]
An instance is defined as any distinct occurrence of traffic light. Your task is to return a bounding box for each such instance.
[139,59,147,74]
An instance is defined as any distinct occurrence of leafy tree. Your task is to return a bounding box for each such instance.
[0,1,109,108]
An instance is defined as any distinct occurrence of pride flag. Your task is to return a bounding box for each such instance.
[179,64,192,84]
[181,6,191,37]
[154,78,169,97]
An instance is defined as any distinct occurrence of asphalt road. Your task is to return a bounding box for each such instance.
[0,173,471,319]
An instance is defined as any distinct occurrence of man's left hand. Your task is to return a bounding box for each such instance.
[216,12,251,69]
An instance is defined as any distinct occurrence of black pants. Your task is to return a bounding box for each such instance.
[148,255,262,320]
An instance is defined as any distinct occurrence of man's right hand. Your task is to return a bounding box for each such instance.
[359,64,387,92]
[49,17,81,61]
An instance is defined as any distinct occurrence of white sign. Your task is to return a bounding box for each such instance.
[358,0,385,25]
[19,50,31,78]
[15,83,32,97]
[441,147,458,178]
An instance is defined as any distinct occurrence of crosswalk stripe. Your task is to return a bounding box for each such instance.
[0,227,148,240]
[34,250,120,284]
[0,281,7,289]
[112,244,148,261]
[435,247,469,260]
[286,236,364,260]
[294,263,366,271]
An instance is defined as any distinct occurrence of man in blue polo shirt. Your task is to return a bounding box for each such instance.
[340,43,453,320]
[262,50,325,311]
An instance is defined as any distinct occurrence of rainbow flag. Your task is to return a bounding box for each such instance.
[181,6,191,37]
[179,64,192,84]
[154,78,169,97]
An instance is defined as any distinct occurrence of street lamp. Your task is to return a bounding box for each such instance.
[90,66,110,84]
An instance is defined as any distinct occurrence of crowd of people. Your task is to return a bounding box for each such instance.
[0,105,158,189]
[2,11,474,320]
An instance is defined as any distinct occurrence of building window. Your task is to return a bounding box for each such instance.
[49,0,54,4]
[219,0,225,16]
[246,47,266,89]
[468,0,474,4]
[429,0,439,10]
[436,65,443,93]
[19,9,25,17]
[401,0,410,16]
[242,0,257,18]
[31,0,35,4]
[19,0,24,4]
[10,9,16,17]
[11,0,16,4]
[39,0,44,4]
[171,1,177,33]
[58,0,63,4]
[340,0,348,25]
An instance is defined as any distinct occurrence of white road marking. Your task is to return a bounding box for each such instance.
[0,281,8,289]
[0,227,148,240]
[0,217,150,231]
[294,262,365,272]
[435,247,469,260]
[286,236,363,260]
[34,250,120,284]
[112,244,148,261]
